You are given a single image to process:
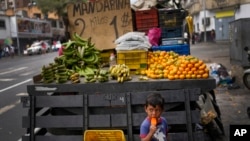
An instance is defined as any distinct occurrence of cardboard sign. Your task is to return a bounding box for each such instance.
[67,0,133,50]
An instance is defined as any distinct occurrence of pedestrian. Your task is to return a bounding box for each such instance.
[0,45,2,59]
[9,45,15,58]
[192,32,195,44]
[58,37,67,56]
[211,29,216,42]
[4,45,9,57]
[140,93,169,141]
[41,41,46,54]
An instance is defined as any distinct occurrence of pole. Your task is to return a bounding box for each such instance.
[203,0,207,42]
[14,0,21,56]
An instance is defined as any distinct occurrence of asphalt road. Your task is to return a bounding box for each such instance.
[0,52,57,141]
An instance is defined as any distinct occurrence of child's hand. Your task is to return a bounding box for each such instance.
[149,125,157,134]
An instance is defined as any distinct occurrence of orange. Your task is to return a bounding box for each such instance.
[179,74,185,79]
[196,74,202,79]
[168,75,175,80]
[191,74,196,79]
[185,74,191,79]
[202,73,209,78]
[199,64,206,70]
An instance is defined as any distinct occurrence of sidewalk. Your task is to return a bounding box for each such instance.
[191,41,250,141]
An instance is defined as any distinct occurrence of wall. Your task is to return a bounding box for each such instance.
[235,3,250,20]
[193,10,215,32]
[0,16,11,40]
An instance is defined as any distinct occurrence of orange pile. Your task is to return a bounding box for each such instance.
[144,51,209,80]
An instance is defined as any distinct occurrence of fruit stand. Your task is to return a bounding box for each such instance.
[19,29,221,141]
[21,76,216,141]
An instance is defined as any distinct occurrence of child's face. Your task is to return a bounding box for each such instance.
[145,104,163,118]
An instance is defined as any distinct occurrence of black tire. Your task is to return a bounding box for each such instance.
[243,73,250,90]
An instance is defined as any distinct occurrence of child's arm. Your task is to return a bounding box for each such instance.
[141,124,157,141]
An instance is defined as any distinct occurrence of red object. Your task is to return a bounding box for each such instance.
[58,46,64,56]
[135,8,159,34]
[42,42,46,49]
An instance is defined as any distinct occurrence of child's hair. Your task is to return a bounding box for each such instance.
[145,93,165,109]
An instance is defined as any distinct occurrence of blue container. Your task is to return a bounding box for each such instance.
[151,44,190,55]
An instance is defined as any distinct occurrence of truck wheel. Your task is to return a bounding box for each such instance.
[243,73,250,90]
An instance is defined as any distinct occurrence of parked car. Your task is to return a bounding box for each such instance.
[51,41,62,51]
[26,41,51,55]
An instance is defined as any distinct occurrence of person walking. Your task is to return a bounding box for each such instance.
[9,45,15,58]
[41,41,46,54]
[0,45,2,59]
[211,29,216,42]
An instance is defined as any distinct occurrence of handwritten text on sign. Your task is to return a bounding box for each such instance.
[67,0,133,50]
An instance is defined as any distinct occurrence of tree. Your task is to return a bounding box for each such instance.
[34,0,86,40]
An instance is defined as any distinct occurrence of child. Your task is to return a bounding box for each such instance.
[140,93,168,141]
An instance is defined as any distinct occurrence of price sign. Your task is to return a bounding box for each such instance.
[67,0,133,50]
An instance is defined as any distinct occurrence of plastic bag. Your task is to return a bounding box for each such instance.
[148,27,161,46]
[115,32,146,44]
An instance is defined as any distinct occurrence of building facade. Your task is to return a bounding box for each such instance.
[183,0,249,42]
[0,0,65,54]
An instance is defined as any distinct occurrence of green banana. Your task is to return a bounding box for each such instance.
[73,33,88,44]
[63,48,77,56]
[65,58,78,65]
[63,40,76,50]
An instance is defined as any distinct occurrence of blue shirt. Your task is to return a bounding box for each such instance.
[140,117,168,141]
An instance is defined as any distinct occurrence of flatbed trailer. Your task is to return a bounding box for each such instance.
[21,76,218,141]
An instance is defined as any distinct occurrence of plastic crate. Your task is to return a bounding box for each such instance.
[151,44,190,55]
[117,50,148,71]
[161,37,185,45]
[161,27,183,38]
[158,9,186,28]
[100,49,115,63]
[84,130,126,141]
[135,8,159,33]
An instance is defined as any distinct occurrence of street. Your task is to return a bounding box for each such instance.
[0,52,57,141]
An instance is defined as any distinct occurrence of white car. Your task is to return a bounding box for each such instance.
[27,41,51,55]
[52,41,62,51]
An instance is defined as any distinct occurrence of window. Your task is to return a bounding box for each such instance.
[0,19,6,29]
[51,20,57,28]
[202,17,210,26]
[33,13,41,19]
[59,21,63,28]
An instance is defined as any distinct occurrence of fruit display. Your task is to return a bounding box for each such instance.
[54,64,70,84]
[109,64,131,83]
[145,51,209,80]
[84,69,109,83]
[41,64,55,83]
[70,72,81,84]
[55,33,101,77]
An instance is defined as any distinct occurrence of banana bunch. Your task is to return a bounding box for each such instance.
[41,64,55,83]
[70,72,81,84]
[186,15,193,36]
[109,64,131,83]
[57,33,100,73]
[74,65,96,77]
[84,69,109,83]
[97,69,109,82]
[54,65,69,84]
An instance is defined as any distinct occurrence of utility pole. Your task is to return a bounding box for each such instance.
[203,0,207,42]
[13,0,21,55]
